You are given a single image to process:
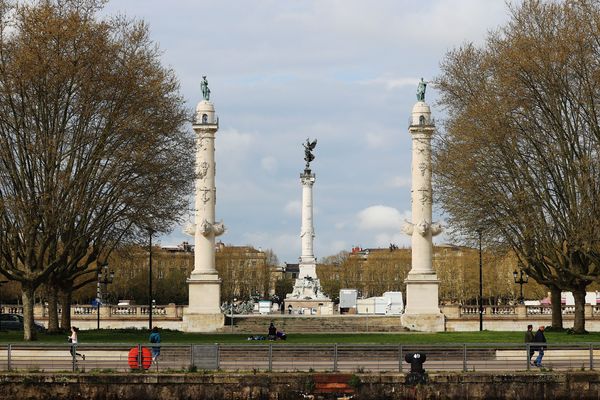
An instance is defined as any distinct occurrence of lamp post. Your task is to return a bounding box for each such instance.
[513,269,529,304]
[476,228,483,331]
[230,297,237,333]
[97,263,114,330]
[148,228,154,331]
[0,280,7,331]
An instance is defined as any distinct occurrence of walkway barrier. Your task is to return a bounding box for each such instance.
[1,343,600,373]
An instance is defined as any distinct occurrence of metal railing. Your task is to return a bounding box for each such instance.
[0,342,599,373]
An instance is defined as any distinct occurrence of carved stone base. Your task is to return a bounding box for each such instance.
[401,273,445,332]
[182,312,224,332]
[286,276,329,301]
[183,273,224,332]
[401,312,445,332]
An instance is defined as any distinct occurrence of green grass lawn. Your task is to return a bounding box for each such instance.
[1,329,600,344]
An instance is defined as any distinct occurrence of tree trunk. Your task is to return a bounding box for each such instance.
[46,284,60,333]
[550,286,563,329]
[21,284,37,341]
[60,289,72,331]
[573,286,587,333]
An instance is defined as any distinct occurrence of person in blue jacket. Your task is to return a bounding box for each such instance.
[149,326,161,362]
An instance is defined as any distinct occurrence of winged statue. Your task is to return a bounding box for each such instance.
[303,138,317,170]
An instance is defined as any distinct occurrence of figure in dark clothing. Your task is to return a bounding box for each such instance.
[524,324,535,364]
[533,325,547,367]
[268,322,277,340]
[149,326,161,362]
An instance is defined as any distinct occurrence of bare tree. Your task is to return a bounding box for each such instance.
[434,0,600,332]
[0,0,193,339]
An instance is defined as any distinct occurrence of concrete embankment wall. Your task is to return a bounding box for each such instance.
[1,372,600,399]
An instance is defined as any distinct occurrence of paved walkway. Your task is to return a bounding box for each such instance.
[1,346,597,373]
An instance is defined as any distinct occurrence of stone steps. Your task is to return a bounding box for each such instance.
[218,315,408,333]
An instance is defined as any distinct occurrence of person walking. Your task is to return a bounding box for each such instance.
[524,324,535,365]
[149,326,161,363]
[533,325,547,367]
[68,326,85,361]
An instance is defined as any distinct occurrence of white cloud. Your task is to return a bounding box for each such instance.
[357,205,408,231]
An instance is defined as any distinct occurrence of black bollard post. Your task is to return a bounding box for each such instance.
[404,352,427,385]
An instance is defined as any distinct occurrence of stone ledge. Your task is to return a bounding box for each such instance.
[2,371,600,399]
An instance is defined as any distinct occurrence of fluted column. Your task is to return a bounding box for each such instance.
[193,127,217,275]
[299,172,317,278]
[409,131,435,275]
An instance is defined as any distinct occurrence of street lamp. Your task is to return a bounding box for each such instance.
[0,280,8,331]
[513,268,529,304]
[230,298,237,333]
[148,228,154,331]
[476,227,483,331]
[97,262,114,330]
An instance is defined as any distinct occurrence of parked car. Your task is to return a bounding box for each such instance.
[0,313,46,332]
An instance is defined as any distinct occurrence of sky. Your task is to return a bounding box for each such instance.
[103,0,513,264]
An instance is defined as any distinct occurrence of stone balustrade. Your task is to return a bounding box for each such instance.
[0,304,183,320]
[442,304,584,317]
[2,303,600,331]
[0,303,596,321]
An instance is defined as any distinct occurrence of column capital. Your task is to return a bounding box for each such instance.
[300,173,316,185]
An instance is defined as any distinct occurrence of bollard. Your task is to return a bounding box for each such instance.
[404,352,427,385]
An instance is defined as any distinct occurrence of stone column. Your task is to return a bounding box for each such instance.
[285,141,331,311]
[183,90,225,332]
[191,102,220,276]
[400,99,445,332]
[299,172,317,279]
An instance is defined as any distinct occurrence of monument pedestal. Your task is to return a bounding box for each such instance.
[401,273,445,332]
[182,273,224,332]
[285,298,334,315]
[286,273,333,315]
